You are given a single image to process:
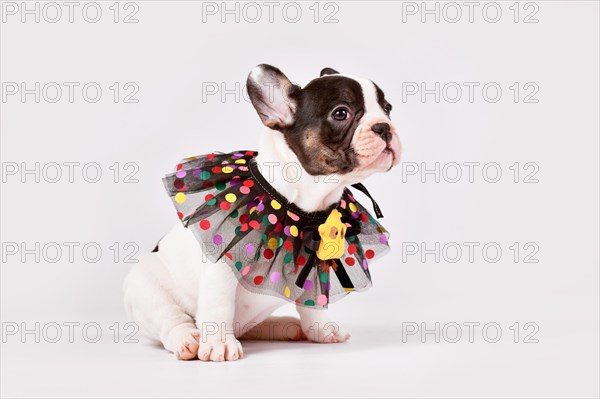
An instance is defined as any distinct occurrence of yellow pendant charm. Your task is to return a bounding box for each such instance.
[316,209,347,260]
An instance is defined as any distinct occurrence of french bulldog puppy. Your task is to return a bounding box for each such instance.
[123,64,401,361]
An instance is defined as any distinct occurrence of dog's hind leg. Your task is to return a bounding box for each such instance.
[240,316,306,341]
[123,253,200,360]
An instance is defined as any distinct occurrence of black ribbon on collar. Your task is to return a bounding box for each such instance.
[351,183,384,219]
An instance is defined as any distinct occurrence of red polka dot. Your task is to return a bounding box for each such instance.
[264,249,274,259]
[253,275,264,285]
[240,223,249,232]
[220,201,231,211]
[224,253,232,260]
[174,179,184,189]
[297,255,306,266]
[205,194,214,201]
[347,244,357,255]
[243,180,254,187]
[345,257,355,266]
[199,220,210,230]
[240,214,249,224]
[283,240,293,251]
[211,166,222,174]
[365,249,375,259]
[249,220,260,230]
[177,212,183,220]
[176,163,183,170]
[274,223,283,233]
[207,153,215,160]
[361,213,369,223]
[245,151,254,156]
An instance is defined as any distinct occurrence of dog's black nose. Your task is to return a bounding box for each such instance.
[372,123,391,141]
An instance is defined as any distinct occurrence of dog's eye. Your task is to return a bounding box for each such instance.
[332,107,349,121]
[384,103,392,113]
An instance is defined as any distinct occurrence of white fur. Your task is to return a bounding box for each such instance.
[255,129,349,211]
[123,73,399,361]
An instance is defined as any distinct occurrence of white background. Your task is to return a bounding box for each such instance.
[1,1,599,397]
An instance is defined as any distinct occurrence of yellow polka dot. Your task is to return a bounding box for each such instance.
[249,206,256,214]
[225,193,237,203]
[289,225,298,237]
[175,192,186,204]
[235,159,246,164]
[349,203,357,212]
[267,237,279,249]
[222,166,234,174]
[271,200,281,210]
[284,286,291,298]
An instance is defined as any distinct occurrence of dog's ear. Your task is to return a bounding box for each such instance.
[320,67,339,77]
[247,64,300,130]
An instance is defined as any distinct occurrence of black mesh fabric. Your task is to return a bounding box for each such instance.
[163,150,390,308]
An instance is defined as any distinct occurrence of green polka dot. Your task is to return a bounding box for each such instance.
[261,233,268,242]
[348,235,356,242]
[235,261,242,271]
[284,253,292,263]
[368,214,377,224]
[262,215,270,224]
[215,182,226,191]
[304,299,315,306]
[200,171,211,180]
[234,226,241,235]
[205,198,217,205]
[230,210,239,218]
[319,272,328,283]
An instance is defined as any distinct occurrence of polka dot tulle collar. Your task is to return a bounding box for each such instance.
[163,151,390,308]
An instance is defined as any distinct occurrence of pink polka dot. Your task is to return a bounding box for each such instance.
[270,272,281,283]
[242,266,250,276]
[287,211,300,222]
[245,243,255,255]
[268,214,278,224]
[317,295,328,306]
[240,186,250,194]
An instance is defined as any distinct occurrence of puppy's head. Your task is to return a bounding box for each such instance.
[247,64,401,179]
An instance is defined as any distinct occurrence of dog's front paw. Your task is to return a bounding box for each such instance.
[303,321,351,343]
[198,334,244,362]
